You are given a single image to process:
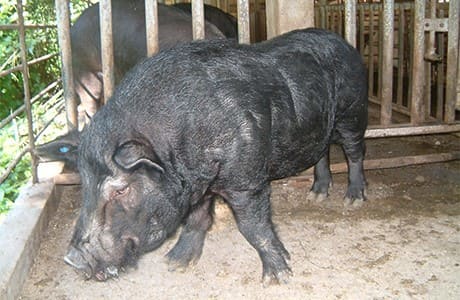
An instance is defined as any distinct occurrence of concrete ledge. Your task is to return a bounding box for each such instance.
[0,162,64,300]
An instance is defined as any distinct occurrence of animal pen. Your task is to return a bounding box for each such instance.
[0,0,459,299]
[1,0,459,187]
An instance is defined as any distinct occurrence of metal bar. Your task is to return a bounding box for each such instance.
[55,0,77,129]
[145,0,159,56]
[279,151,460,183]
[329,6,335,32]
[436,9,446,120]
[365,123,460,138]
[445,0,460,123]
[99,0,115,103]
[377,4,383,109]
[358,4,365,57]
[410,0,426,124]
[424,0,436,119]
[406,2,414,111]
[396,4,405,107]
[16,0,38,184]
[426,0,438,59]
[0,24,56,30]
[320,3,326,29]
[368,5,375,98]
[369,96,411,117]
[380,0,394,126]
[344,0,356,47]
[0,52,58,78]
[339,5,344,36]
[0,79,62,129]
[192,0,205,40]
[237,0,250,44]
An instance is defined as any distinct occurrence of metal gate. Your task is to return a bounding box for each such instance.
[315,0,460,138]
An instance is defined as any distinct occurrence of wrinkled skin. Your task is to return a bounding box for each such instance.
[65,28,368,285]
[71,0,225,118]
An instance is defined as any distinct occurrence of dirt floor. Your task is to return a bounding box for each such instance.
[20,134,460,299]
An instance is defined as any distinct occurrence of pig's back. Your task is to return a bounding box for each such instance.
[105,31,362,180]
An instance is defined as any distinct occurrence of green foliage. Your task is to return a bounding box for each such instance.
[0,129,32,214]
[0,0,62,120]
[0,0,89,215]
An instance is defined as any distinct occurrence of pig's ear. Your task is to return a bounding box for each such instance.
[34,129,81,168]
[113,140,165,173]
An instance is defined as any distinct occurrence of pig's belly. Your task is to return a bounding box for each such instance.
[267,127,331,180]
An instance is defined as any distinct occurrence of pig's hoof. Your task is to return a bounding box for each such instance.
[307,191,328,203]
[344,186,366,207]
[166,261,189,273]
[344,197,364,208]
[262,268,293,287]
[165,254,199,273]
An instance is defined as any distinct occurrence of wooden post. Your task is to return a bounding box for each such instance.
[145,0,159,56]
[55,0,77,129]
[410,0,426,124]
[192,0,205,40]
[380,0,394,126]
[99,0,115,103]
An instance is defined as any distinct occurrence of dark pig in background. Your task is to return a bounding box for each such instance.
[64,28,368,285]
[35,2,236,165]
[71,0,227,118]
[172,3,238,39]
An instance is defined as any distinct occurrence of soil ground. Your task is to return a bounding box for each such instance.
[20,134,460,300]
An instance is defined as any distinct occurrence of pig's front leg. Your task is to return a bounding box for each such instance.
[166,194,214,271]
[225,185,292,286]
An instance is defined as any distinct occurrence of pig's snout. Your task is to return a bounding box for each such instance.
[64,246,92,279]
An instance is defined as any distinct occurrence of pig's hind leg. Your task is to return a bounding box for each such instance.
[226,185,292,286]
[307,151,332,202]
[337,129,367,206]
[166,194,214,271]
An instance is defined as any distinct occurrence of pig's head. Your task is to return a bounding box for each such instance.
[35,129,81,169]
[65,121,189,281]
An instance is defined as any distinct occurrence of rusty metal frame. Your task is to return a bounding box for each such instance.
[16,0,38,183]
[0,53,58,78]
[0,1,70,186]
[445,0,460,123]
[312,0,459,172]
[316,0,459,128]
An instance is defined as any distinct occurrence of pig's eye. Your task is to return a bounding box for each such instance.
[111,186,129,199]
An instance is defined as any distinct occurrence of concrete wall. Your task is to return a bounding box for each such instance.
[266,0,315,39]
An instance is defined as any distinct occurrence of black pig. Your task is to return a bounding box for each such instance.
[65,28,368,285]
